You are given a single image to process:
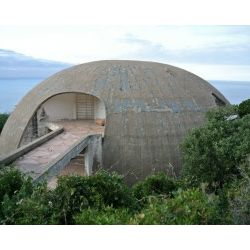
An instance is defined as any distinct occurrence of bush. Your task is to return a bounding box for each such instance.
[0,162,248,224]
[50,170,136,224]
[181,104,250,191]
[205,105,238,122]
[86,170,135,209]
[238,99,250,118]
[132,172,177,205]
[51,175,103,224]
[0,113,9,134]
[74,206,132,225]
[226,160,250,224]
[0,167,33,202]
[0,167,34,224]
[132,188,221,225]
[0,169,136,225]
[1,183,55,225]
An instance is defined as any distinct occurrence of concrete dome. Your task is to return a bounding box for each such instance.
[0,60,229,183]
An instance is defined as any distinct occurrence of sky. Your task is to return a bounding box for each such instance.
[0,25,250,81]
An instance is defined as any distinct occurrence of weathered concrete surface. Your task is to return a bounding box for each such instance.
[13,120,104,180]
[0,60,230,183]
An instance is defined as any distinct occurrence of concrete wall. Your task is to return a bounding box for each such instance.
[94,98,106,119]
[41,93,77,121]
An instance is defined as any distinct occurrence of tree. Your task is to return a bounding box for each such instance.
[181,99,250,191]
[238,99,250,118]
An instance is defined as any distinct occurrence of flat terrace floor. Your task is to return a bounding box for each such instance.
[14,120,104,180]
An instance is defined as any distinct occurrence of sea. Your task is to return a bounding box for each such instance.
[0,78,249,113]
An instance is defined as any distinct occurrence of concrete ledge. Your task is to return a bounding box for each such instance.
[34,134,102,184]
[0,126,64,166]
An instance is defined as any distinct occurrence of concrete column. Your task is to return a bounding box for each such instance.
[84,135,102,176]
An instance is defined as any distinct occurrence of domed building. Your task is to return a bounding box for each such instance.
[0,60,229,183]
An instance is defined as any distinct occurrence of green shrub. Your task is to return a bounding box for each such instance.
[74,206,132,225]
[205,105,238,122]
[0,164,247,225]
[87,170,135,209]
[0,113,9,134]
[227,180,250,225]
[1,183,55,225]
[51,175,102,224]
[132,172,177,205]
[133,188,221,225]
[0,167,33,202]
[181,106,250,191]
[13,197,50,225]
[238,99,250,118]
[0,167,34,224]
[226,160,250,224]
[51,170,136,224]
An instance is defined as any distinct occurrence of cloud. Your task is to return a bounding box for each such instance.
[117,31,250,65]
[0,26,250,80]
[118,34,167,60]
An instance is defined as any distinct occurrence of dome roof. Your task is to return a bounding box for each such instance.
[0,60,229,183]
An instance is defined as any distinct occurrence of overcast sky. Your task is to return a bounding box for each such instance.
[0,25,250,81]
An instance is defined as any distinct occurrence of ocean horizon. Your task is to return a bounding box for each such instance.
[0,78,249,113]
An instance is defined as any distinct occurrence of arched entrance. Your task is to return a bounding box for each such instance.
[20,92,106,146]
[38,92,106,123]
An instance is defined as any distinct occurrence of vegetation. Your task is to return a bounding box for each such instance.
[181,104,250,191]
[0,113,9,134]
[132,172,178,209]
[0,99,249,224]
[49,171,136,224]
[226,161,250,224]
[74,206,132,225]
[238,98,250,118]
[131,188,221,225]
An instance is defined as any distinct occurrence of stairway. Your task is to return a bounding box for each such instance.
[60,154,85,176]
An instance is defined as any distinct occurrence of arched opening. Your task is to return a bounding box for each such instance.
[20,92,106,146]
[212,92,226,107]
[16,92,105,186]
[38,92,106,123]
